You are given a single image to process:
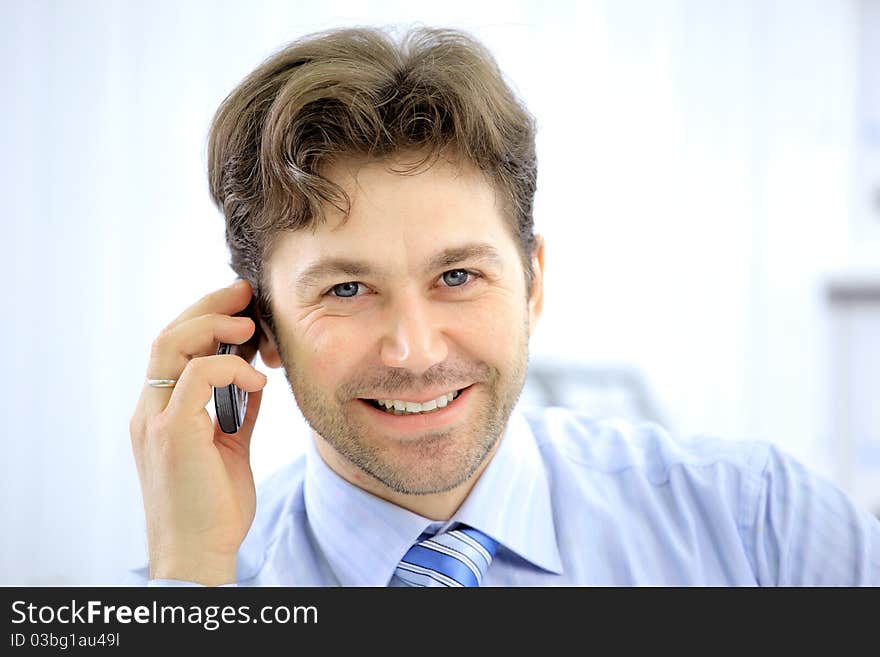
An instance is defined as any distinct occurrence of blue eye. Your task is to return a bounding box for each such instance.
[325,270,477,301]
[330,282,361,298]
[442,269,470,287]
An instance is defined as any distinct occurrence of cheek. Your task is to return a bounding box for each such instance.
[293,318,369,378]
[451,296,524,359]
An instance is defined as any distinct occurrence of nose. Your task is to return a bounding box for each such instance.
[379,293,448,374]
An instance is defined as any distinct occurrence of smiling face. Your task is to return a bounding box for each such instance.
[259,152,544,502]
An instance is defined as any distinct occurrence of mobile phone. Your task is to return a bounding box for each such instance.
[214,292,262,434]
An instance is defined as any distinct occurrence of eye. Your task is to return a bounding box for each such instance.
[441,269,472,287]
[329,282,363,298]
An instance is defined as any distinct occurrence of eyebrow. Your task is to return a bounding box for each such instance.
[295,242,505,291]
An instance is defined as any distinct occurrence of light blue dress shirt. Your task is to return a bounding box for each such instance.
[128,405,880,586]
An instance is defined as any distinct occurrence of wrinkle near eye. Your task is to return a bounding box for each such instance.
[296,304,325,323]
[297,305,343,341]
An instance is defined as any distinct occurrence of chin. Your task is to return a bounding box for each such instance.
[358,426,496,496]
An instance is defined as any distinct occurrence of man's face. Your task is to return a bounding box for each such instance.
[261,153,543,496]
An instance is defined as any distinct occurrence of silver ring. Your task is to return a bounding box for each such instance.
[147,379,177,388]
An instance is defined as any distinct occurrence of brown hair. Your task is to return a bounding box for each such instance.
[207,25,538,335]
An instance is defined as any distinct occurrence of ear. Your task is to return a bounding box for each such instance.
[528,234,545,336]
[253,304,284,369]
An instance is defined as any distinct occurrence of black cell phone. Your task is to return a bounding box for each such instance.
[214,293,262,434]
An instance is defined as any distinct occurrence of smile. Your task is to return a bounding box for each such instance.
[364,389,464,415]
[355,384,474,430]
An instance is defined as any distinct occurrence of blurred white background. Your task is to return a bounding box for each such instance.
[1,0,878,585]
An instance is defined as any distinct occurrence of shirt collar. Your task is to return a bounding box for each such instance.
[303,404,564,586]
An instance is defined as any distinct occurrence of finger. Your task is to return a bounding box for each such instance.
[238,380,264,446]
[165,279,254,333]
[143,313,259,417]
[162,354,268,443]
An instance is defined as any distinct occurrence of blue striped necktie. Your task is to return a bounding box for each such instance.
[394,524,499,587]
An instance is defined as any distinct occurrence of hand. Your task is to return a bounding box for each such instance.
[129,279,268,585]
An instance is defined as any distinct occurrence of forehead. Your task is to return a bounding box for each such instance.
[268,154,520,282]
[325,152,501,230]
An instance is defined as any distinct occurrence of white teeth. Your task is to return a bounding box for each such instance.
[375,390,461,414]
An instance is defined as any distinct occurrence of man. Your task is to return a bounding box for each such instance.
[128,26,880,586]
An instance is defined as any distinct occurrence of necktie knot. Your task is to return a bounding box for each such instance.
[394,524,498,587]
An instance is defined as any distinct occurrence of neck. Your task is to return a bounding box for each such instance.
[312,432,500,521]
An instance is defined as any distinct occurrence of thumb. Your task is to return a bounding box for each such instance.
[235,386,264,453]
[214,385,265,454]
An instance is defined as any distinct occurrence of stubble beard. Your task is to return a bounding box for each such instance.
[275,317,530,496]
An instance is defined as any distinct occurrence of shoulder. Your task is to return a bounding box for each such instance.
[519,406,880,585]
[514,406,780,583]
[254,454,308,512]
[520,405,772,486]
[236,454,308,580]
[251,454,308,539]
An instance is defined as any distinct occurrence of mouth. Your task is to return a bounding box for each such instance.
[355,384,475,430]
[361,387,466,416]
